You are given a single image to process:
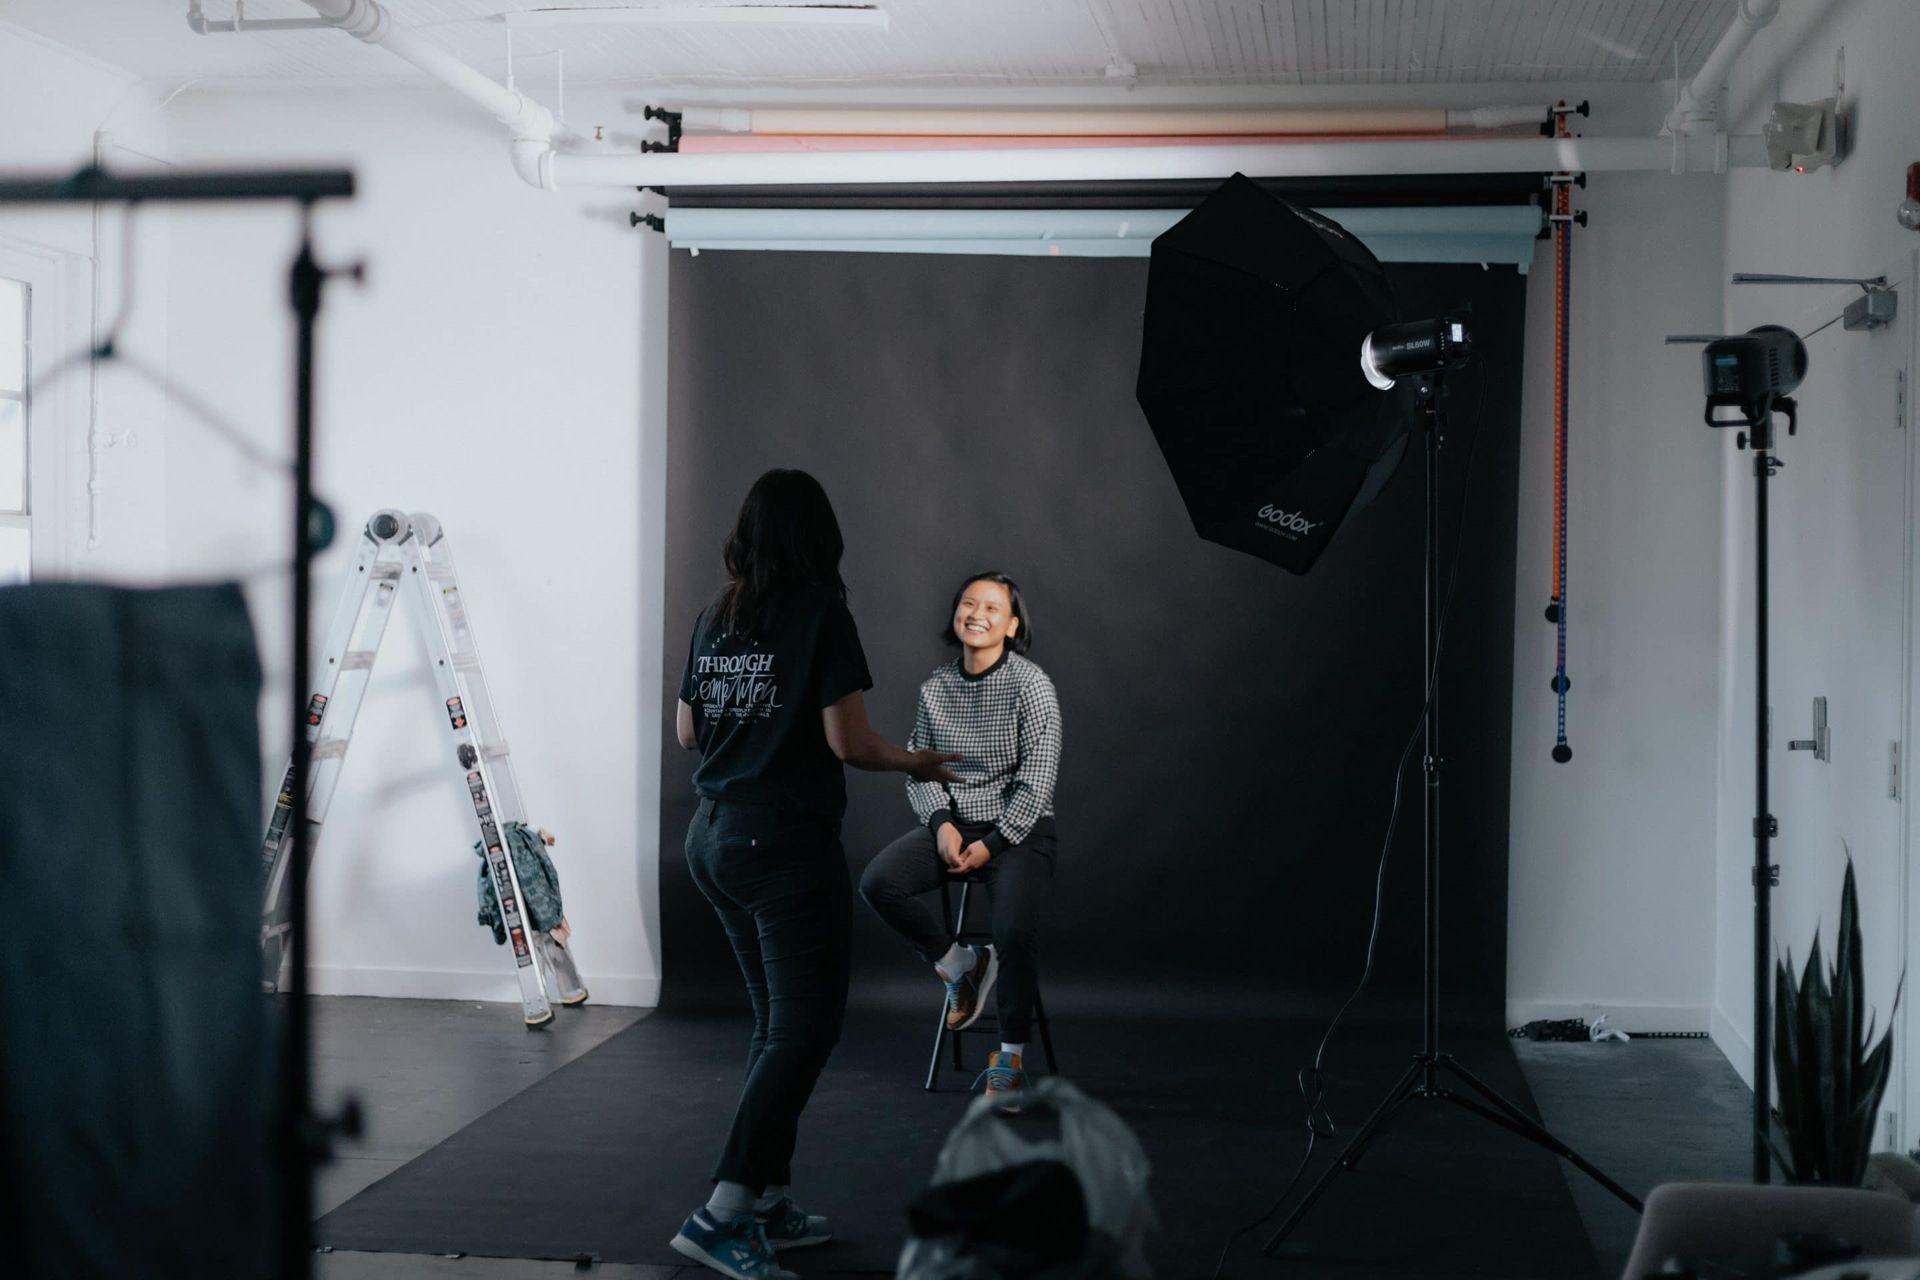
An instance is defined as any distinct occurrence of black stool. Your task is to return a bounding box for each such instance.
[923,870,1058,1091]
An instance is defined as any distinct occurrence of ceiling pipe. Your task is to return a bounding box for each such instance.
[1665,0,1781,139]
[187,0,333,33]
[281,0,1764,190]
[292,0,577,178]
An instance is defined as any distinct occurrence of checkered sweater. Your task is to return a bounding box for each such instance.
[905,652,1061,852]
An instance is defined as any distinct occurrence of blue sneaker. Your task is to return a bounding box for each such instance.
[756,1195,832,1250]
[669,1207,798,1280]
[975,1050,1027,1100]
[944,944,998,1031]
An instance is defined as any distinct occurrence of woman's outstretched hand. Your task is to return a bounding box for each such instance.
[908,750,963,784]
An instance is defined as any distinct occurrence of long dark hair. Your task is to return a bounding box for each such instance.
[940,571,1032,655]
[713,469,848,637]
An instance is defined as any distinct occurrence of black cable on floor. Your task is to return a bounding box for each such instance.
[1210,364,1492,1279]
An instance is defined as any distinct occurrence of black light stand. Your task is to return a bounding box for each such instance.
[1734,395,1793,1185]
[0,165,357,1279]
[1262,373,1644,1257]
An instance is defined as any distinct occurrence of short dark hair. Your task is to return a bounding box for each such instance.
[940,571,1032,655]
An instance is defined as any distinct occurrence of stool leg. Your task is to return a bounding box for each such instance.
[1033,986,1059,1074]
[949,881,971,1073]
[924,1000,948,1092]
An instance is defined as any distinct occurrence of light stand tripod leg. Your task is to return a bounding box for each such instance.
[1436,1053,1553,1129]
[1261,1058,1425,1256]
[1435,1079,1644,1212]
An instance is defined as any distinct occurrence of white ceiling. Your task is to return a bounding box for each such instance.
[3,1,1738,91]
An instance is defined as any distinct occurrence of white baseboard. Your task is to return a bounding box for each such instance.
[1504,999,1709,1035]
[307,965,660,1009]
[1710,1002,1756,1089]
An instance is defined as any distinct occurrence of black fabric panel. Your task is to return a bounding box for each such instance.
[663,250,1523,1023]
[315,1009,1596,1278]
[0,584,276,1279]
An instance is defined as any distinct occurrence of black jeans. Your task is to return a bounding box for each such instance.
[858,820,1055,1042]
[684,797,851,1190]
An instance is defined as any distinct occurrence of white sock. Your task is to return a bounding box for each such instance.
[707,1181,755,1219]
[999,1042,1026,1062]
[755,1185,787,1213]
[935,942,975,981]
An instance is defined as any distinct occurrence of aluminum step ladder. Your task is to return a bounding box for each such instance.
[259,509,587,1026]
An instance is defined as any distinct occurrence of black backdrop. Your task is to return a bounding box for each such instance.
[662,248,1525,1025]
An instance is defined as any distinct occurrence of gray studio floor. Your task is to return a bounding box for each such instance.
[309,997,1750,1280]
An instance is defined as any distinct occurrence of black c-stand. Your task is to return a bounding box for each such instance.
[1262,373,1644,1257]
[1728,392,1795,1185]
[0,165,358,1279]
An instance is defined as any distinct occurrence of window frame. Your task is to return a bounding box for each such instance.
[0,238,77,582]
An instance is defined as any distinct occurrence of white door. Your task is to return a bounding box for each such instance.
[1759,252,1914,1152]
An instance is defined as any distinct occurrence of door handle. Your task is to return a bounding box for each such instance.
[1787,696,1829,763]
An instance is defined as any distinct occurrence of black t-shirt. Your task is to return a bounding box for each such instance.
[678,585,874,819]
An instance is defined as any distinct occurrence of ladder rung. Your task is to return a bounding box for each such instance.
[313,739,349,760]
[426,564,457,582]
[341,650,377,670]
[482,742,510,761]
[370,565,402,582]
[453,653,481,670]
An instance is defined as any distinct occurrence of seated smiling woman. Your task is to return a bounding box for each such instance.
[859,572,1062,1100]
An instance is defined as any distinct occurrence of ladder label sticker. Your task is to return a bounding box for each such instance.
[305,694,328,728]
[446,696,467,730]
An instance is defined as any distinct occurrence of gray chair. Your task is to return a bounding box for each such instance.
[1622,1182,1920,1279]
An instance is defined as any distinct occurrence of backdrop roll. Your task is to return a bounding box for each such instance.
[663,248,1524,1024]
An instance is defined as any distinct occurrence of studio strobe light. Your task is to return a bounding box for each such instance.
[1360,313,1475,390]
[1701,324,1808,429]
[1681,320,1808,1185]
[1135,175,1639,1264]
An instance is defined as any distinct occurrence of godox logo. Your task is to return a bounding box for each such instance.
[1256,504,1321,536]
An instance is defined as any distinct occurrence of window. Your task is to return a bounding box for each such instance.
[0,273,26,585]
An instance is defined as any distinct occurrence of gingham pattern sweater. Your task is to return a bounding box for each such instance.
[905,651,1061,852]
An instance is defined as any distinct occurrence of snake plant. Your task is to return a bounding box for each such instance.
[1772,857,1904,1185]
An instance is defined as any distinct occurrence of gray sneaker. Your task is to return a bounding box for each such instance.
[670,1208,798,1280]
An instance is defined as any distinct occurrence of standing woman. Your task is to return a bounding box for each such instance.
[859,572,1062,1099]
[672,469,958,1279]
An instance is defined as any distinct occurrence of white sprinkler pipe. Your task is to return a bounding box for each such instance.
[676,105,1551,137]
[294,0,575,177]
[1666,0,1781,135]
[285,1,1762,190]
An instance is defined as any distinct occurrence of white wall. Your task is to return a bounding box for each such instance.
[1498,79,1731,1033]
[1710,0,1920,1088]
[160,87,663,1006]
[1504,165,1728,1034]
[0,23,172,583]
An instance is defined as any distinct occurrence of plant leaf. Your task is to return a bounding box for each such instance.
[1836,855,1863,1126]
[1775,947,1803,1169]
[1805,936,1839,1180]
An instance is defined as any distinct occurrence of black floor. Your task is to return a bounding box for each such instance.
[306,997,1749,1280]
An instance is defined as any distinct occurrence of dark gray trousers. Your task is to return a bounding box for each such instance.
[858,821,1054,1042]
